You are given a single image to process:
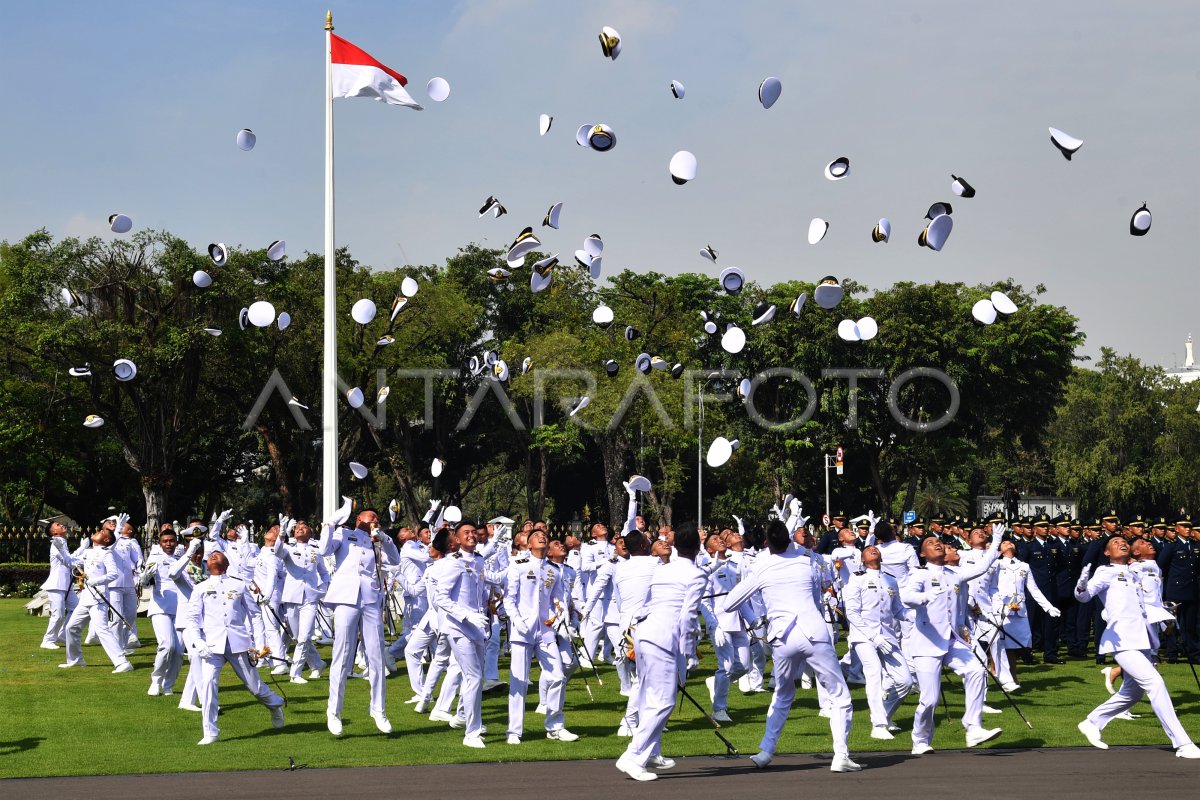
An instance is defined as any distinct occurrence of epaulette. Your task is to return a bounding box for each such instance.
[514,554,530,564]
[452,552,463,559]
[609,556,620,563]
[853,570,866,576]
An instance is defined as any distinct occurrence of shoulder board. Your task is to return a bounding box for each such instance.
[452,552,463,559]
[514,555,530,564]
[853,570,866,576]
[608,556,620,563]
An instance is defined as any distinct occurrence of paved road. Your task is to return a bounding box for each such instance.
[5,747,1195,799]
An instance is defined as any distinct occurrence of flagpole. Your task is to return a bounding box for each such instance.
[322,10,339,521]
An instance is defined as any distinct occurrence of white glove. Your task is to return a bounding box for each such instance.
[874,637,894,655]
[990,523,1005,546]
[1075,564,1092,593]
[52,535,68,551]
[685,655,699,674]
[866,509,880,534]
[186,537,202,556]
[495,524,512,542]
[422,500,441,524]
[279,514,290,533]
[236,524,248,538]
[769,504,783,521]
[195,642,214,659]
[115,512,130,533]
[466,612,489,634]
[1046,606,1061,618]
[217,509,233,525]
[285,518,297,536]
[795,506,810,531]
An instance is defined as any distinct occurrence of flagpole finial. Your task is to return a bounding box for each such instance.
[325,11,333,31]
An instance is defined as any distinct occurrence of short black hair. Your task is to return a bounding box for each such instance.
[624,530,648,555]
[874,520,895,542]
[765,519,791,553]
[674,522,700,559]
[453,520,475,534]
[431,529,452,555]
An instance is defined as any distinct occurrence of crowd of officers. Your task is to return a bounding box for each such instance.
[32,497,1200,774]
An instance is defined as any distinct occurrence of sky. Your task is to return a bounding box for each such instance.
[2,0,1198,368]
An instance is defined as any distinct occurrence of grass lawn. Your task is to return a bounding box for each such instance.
[2,598,1198,778]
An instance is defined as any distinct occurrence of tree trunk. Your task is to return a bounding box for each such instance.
[866,448,891,513]
[597,433,627,529]
[535,448,548,521]
[258,423,295,515]
[141,480,166,533]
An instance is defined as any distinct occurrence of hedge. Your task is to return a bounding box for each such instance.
[0,562,50,587]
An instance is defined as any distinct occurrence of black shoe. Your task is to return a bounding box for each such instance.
[1096,655,1108,665]
[1168,656,1179,664]
[1044,656,1066,665]
[1020,654,1035,666]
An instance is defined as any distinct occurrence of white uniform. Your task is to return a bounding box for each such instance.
[41,537,78,647]
[251,545,288,664]
[317,524,400,722]
[702,558,750,713]
[583,554,630,691]
[1077,563,1194,749]
[540,560,582,708]
[611,553,659,731]
[984,557,1055,686]
[405,558,446,700]
[844,568,912,729]
[724,548,853,760]
[61,542,132,670]
[181,573,282,740]
[580,538,615,661]
[900,534,999,749]
[141,543,188,692]
[275,536,329,680]
[111,535,143,647]
[503,553,566,738]
[431,549,494,739]
[621,557,706,767]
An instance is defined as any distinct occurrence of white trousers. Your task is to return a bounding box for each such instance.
[852,641,912,728]
[622,640,676,766]
[178,643,200,707]
[540,633,578,706]
[761,629,851,757]
[41,589,76,645]
[1087,649,1193,749]
[113,586,140,645]
[712,629,750,712]
[65,599,129,668]
[910,641,987,747]
[197,646,283,739]
[149,613,184,690]
[583,604,608,660]
[257,600,288,663]
[404,626,436,696]
[509,634,565,737]
[485,617,501,681]
[283,601,325,678]
[606,622,633,693]
[327,601,388,718]
[447,633,486,737]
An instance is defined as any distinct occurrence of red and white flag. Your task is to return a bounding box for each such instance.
[330,33,422,110]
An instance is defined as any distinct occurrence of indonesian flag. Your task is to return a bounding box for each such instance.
[330,33,423,110]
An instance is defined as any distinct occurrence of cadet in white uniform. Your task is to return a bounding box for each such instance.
[986,541,1060,691]
[431,520,496,748]
[318,509,400,737]
[1075,536,1200,757]
[615,524,706,782]
[40,521,78,649]
[901,524,1004,754]
[723,519,860,774]
[139,527,188,696]
[844,543,912,738]
[701,535,750,723]
[250,525,288,673]
[59,521,133,672]
[274,519,329,683]
[608,531,660,736]
[503,529,576,744]
[181,551,284,745]
[112,519,144,649]
[540,538,582,712]
[579,522,615,664]
[405,530,449,708]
